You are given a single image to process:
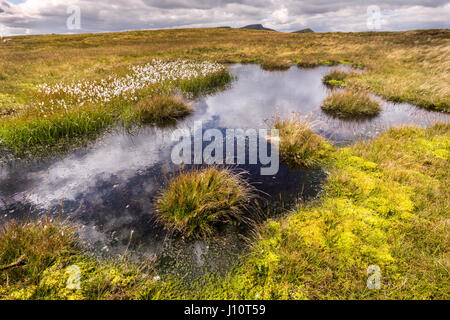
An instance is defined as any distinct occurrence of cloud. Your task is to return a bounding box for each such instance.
[0,0,449,36]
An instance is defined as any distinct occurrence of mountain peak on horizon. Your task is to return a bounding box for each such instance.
[241,24,276,32]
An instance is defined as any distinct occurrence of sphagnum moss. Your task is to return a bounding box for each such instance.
[217,122,450,300]
[155,167,256,239]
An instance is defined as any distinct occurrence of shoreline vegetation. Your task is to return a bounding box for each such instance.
[0,29,448,115]
[1,122,448,299]
[0,60,231,156]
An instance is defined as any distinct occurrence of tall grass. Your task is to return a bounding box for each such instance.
[156,167,256,239]
[177,68,232,97]
[0,218,159,300]
[321,90,382,118]
[0,219,78,291]
[0,107,115,154]
[132,94,192,124]
[273,116,333,168]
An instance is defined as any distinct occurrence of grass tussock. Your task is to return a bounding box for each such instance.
[322,70,350,87]
[274,116,333,168]
[133,95,192,124]
[0,219,161,300]
[177,68,232,97]
[321,90,382,119]
[260,60,291,71]
[156,167,256,239]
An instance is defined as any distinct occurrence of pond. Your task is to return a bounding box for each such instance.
[1,64,448,278]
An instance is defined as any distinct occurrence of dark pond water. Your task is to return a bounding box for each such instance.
[1,64,448,278]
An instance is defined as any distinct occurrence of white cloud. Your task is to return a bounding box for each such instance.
[0,0,449,36]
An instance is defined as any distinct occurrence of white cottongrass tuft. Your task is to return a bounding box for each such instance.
[37,60,225,107]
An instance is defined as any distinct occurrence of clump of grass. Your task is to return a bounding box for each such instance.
[177,68,232,97]
[274,116,332,168]
[156,167,256,239]
[260,60,291,71]
[133,94,192,124]
[321,90,382,119]
[0,218,159,300]
[0,219,78,291]
[296,58,320,68]
[322,70,349,87]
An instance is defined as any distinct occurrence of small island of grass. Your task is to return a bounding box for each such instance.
[274,116,333,168]
[156,167,255,239]
[133,94,192,124]
[321,90,382,119]
[322,70,350,87]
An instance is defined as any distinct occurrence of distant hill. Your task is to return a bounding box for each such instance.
[216,26,231,29]
[293,28,314,34]
[241,24,276,32]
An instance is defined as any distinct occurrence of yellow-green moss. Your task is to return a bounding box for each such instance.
[1,123,448,300]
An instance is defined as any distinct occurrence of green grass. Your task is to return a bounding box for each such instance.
[177,68,232,96]
[0,107,115,155]
[132,94,192,124]
[321,90,382,119]
[156,167,256,239]
[274,116,333,168]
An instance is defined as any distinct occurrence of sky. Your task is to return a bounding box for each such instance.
[0,0,449,36]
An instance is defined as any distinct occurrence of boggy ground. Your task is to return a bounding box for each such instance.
[0,28,448,300]
[1,28,449,113]
[1,123,448,300]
